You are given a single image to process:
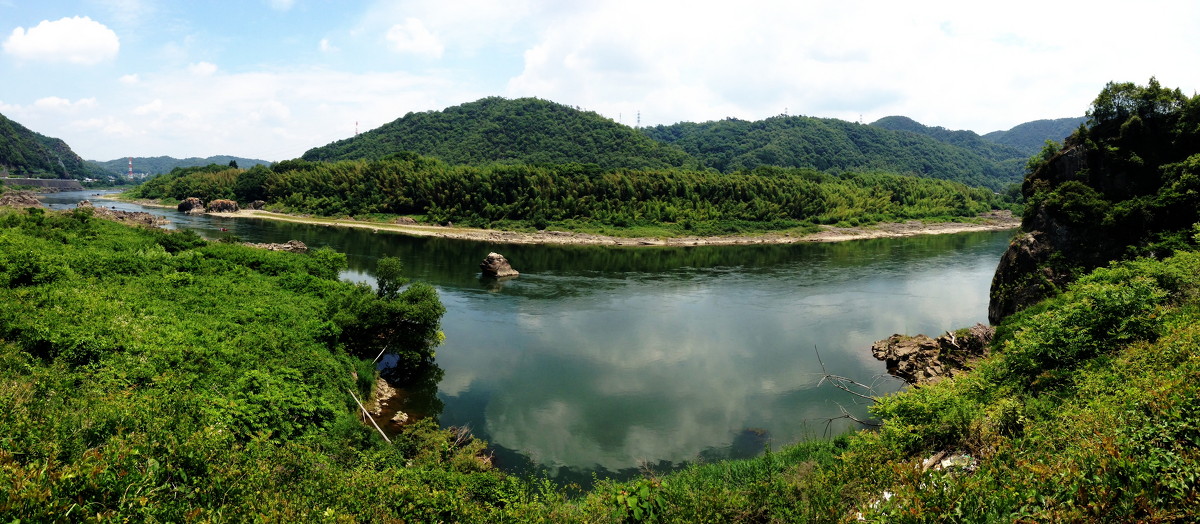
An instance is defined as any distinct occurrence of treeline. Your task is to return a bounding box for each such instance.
[127,156,1004,235]
[87,155,270,178]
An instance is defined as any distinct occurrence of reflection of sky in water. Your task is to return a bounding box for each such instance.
[435,240,1004,474]
[41,191,1009,479]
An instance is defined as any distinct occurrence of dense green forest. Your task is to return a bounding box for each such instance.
[642,115,1024,190]
[301,97,697,170]
[87,155,270,178]
[0,113,107,181]
[990,78,1200,322]
[126,159,1005,236]
[981,116,1087,156]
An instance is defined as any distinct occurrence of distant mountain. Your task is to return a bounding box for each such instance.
[301,97,696,170]
[870,115,1026,162]
[88,155,271,178]
[643,115,1024,189]
[0,112,105,180]
[982,117,1087,156]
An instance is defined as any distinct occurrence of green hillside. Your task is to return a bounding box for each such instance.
[88,155,271,178]
[642,115,1023,190]
[982,116,1087,156]
[301,97,696,170]
[0,113,106,181]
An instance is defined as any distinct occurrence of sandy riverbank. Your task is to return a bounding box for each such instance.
[198,207,1020,246]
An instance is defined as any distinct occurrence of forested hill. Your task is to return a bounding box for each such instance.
[981,116,1087,156]
[0,112,103,180]
[301,97,697,170]
[641,115,1023,190]
[88,155,271,177]
[870,115,1028,162]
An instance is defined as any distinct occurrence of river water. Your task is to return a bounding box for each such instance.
[40,190,1011,484]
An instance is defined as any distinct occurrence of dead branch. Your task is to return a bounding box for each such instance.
[347,388,392,444]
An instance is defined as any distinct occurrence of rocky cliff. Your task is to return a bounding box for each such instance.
[988,79,1200,323]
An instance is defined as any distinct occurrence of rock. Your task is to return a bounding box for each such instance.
[243,239,307,253]
[871,323,993,385]
[479,252,519,277]
[206,199,239,213]
[394,216,417,225]
[0,191,43,208]
[249,200,266,210]
[177,197,204,213]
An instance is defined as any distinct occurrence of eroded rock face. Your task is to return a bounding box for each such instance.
[249,200,266,210]
[0,191,43,208]
[206,199,239,213]
[479,252,519,277]
[177,197,204,213]
[872,324,994,385]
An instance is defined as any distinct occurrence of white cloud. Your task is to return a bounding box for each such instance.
[385,18,443,59]
[3,16,120,65]
[187,61,218,76]
[119,73,140,85]
[33,96,97,111]
[266,0,295,11]
[318,38,337,53]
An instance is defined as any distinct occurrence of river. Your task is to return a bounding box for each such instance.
[41,190,1012,485]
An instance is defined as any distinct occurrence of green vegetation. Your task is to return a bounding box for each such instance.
[301,97,697,170]
[0,207,537,520]
[6,206,1197,521]
[87,155,271,179]
[0,112,108,181]
[990,78,1200,321]
[981,116,1087,156]
[125,156,1004,236]
[642,115,1025,189]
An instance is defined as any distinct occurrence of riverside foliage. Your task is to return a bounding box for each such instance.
[3,206,1198,521]
[125,158,1004,236]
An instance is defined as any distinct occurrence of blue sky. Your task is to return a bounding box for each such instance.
[2,0,1199,161]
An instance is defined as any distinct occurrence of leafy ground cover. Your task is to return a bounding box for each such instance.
[3,205,1197,521]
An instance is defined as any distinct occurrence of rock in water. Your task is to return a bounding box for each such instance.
[480,252,519,277]
[206,199,239,212]
[177,197,204,213]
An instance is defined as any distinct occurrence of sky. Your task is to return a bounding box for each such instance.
[2,0,1199,162]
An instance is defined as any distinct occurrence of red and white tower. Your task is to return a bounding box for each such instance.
[127,157,133,179]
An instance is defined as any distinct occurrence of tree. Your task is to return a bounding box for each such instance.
[228,159,239,169]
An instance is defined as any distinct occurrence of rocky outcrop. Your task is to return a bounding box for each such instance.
[0,190,43,208]
[394,216,418,225]
[243,240,307,253]
[78,200,170,226]
[479,252,519,277]
[177,197,204,213]
[206,199,239,213]
[249,200,266,210]
[872,324,994,385]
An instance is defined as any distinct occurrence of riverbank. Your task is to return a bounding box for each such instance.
[205,207,1019,246]
[118,195,1019,245]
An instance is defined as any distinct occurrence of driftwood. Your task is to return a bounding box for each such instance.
[346,388,392,444]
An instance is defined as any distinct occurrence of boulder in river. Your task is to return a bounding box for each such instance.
[206,199,239,213]
[479,252,519,278]
[871,323,993,385]
[177,197,204,213]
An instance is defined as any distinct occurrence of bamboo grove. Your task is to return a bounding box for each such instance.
[127,156,1005,236]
